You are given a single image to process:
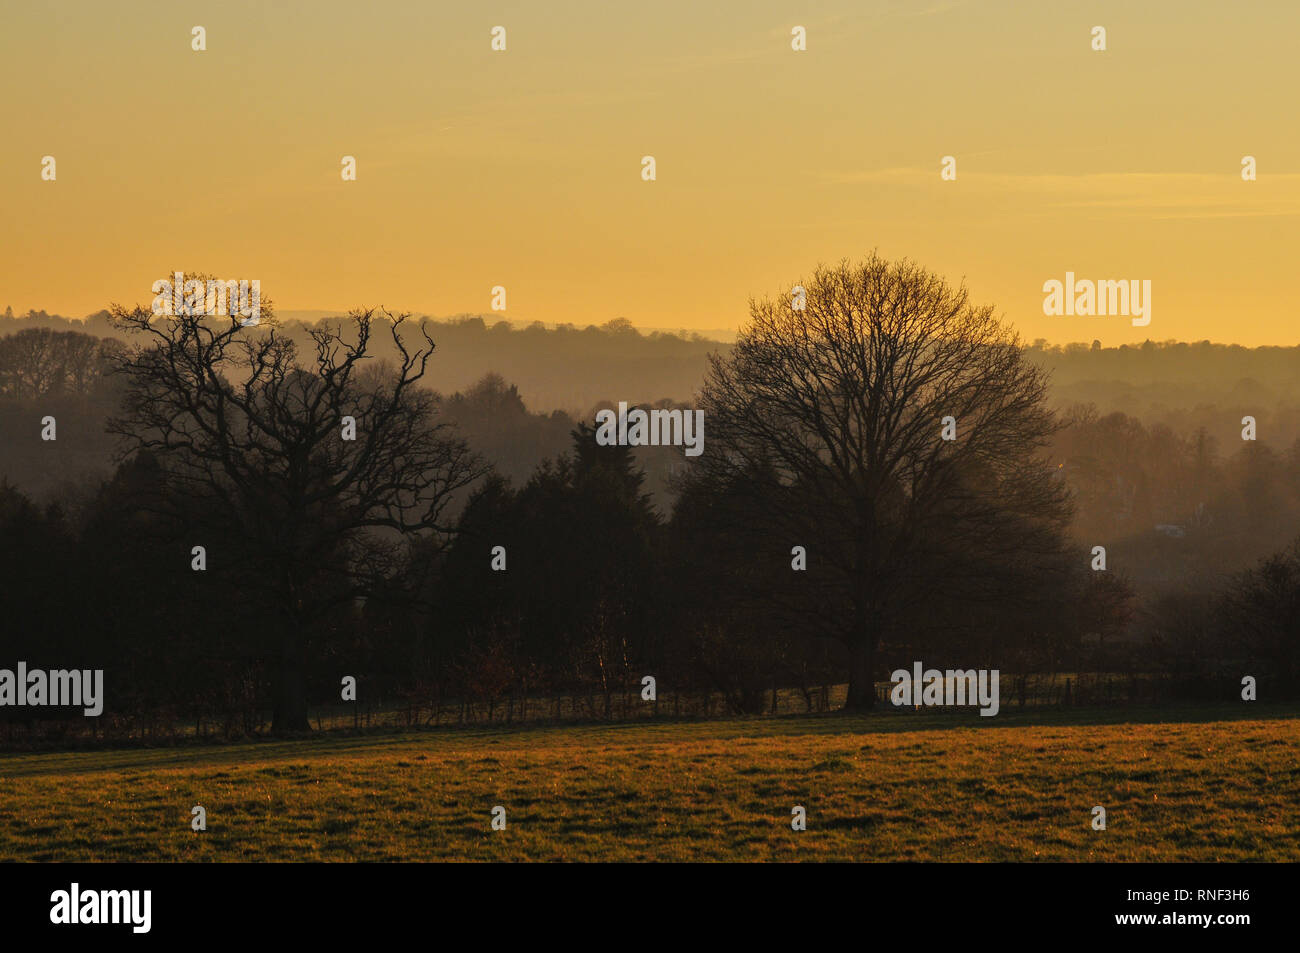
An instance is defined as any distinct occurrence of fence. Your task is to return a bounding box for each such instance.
[0,669,1280,750]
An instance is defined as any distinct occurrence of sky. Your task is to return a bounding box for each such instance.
[2,0,1297,346]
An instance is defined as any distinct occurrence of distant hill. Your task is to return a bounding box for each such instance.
[1,310,724,414]
[3,310,1298,425]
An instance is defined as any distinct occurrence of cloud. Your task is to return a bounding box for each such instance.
[817,167,1300,218]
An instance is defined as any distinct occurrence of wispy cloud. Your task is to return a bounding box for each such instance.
[818,167,1300,219]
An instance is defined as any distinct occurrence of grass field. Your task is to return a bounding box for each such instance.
[1,704,1297,861]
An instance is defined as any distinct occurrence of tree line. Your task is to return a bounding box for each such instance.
[1,255,1297,743]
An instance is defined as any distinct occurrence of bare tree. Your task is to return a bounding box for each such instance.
[107,302,486,732]
[693,254,1074,709]
[0,328,118,399]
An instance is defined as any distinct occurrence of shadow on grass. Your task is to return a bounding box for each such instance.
[1,701,1294,780]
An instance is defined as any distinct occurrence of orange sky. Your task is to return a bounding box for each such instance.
[2,0,1297,345]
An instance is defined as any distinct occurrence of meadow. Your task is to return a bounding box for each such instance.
[1,704,1296,862]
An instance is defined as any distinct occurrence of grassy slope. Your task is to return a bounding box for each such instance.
[1,705,1296,862]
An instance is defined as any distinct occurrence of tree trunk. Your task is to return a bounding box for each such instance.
[272,634,311,734]
[842,635,877,711]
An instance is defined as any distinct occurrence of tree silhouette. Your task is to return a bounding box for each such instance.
[438,424,662,708]
[692,253,1074,709]
[1219,538,1300,684]
[107,302,485,732]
